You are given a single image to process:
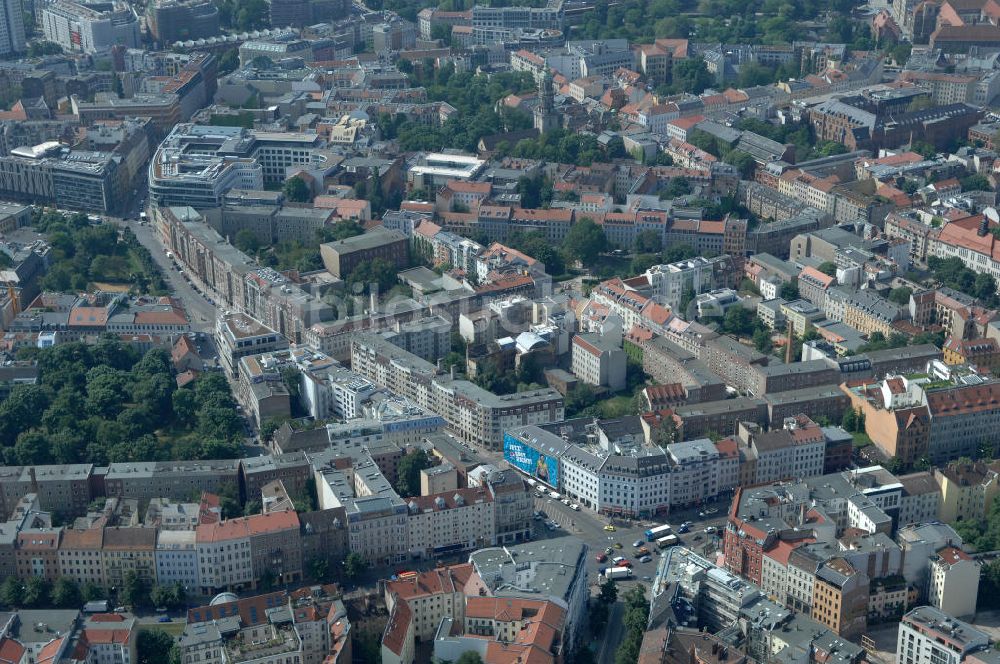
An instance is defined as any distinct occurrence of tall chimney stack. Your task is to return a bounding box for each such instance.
[785,320,794,364]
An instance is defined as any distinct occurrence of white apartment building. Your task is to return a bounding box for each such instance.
[405,488,495,558]
[155,529,200,590]
[42,0,140,54]
[150,124,331,208]
[599,449,671,518]
[560,445,602,510]
[195,520,253,594]
[928,547,980,619]
[896,606,990,664]
[667,438,721,507]
[571,333,626,391]
[646,257,715,311]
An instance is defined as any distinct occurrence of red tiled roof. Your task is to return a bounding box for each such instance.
[0,638,25,664]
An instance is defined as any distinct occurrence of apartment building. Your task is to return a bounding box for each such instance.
[810,558,869,639]
[41,0,140,53]
[928,546,980,619]
[351,334,564,450]
[896,607,990,664]
[155,529,199,589]
[100,526,157,590]
[150,124,330,208]
[405,487,494,559]
[934,461,1000,523]
[58,527,106,588]
[571,333,626,391]
[104,460,240,503]
[195,518,254,594]
[319,228,409,279]
[216,313,289,378]
[16,528,61,580]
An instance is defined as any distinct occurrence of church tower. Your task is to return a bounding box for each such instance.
[533,72,559,134]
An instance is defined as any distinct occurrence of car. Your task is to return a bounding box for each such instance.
[633,539,644,548]
[562,498,571,506]
[704,526,717,534]
[612,556,625,564]
[639,555,652,563]
[705,507,719,515]
[605,547,613,555]
[636,547,650,556]
[619,560,633,568]
[677,524,690,533]
[603,525,616,532]
[613,542,623,549]
[158,616,171,623]
[642,576,652,582]
[570,504,580,511]
[596,553,608,563]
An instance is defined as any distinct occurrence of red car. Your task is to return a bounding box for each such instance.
[596,553,608,563]
[618,560,633,568]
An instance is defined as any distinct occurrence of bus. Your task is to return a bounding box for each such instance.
[656,534,679,549]
[645,524,672,542]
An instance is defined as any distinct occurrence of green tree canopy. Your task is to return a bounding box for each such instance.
[562,217,607,265]
[282,176,312,202]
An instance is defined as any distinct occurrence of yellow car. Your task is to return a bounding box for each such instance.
[603,525,616,532]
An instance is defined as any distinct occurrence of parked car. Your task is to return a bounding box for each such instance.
[570,504,580,511]
[596,553,608,563]
[632,539,644,548]
[639,555,652,563]
[705,526,717,534]
[603,525,616,532]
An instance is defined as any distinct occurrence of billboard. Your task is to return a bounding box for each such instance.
[504,433,559,489]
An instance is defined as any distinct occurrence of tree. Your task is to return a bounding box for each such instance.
[347,258,398,294]
[0,577,22,607]
[234,229,261,254]
[344,552,367,580]
[721,306,756,337]
[396,449,434,497]
[724,149,756,179]
[282,176,311,202]
[817,262,837,277]
[634,229,662,253]
[51,577,82,608]
[661,176,692,199]
[456,653,485,664]
[137,630,178,664]
[961,174,993,192]
[562,217,607,265]
[599,577,618,604]
[565,383,597,416]
[23,576,50,607]
[888,287,913,306]
[780,279,799,300]
[121,570,149,608]
[308,557,329,581]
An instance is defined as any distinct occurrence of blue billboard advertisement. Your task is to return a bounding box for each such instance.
[504,433,559,489]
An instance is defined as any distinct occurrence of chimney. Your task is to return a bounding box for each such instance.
[799,502,807,526]
[370,292,378,315]
[979,216,990,237]
[785,320,795,364]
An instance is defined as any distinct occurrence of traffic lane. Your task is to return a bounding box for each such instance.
[112,217,218,331]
